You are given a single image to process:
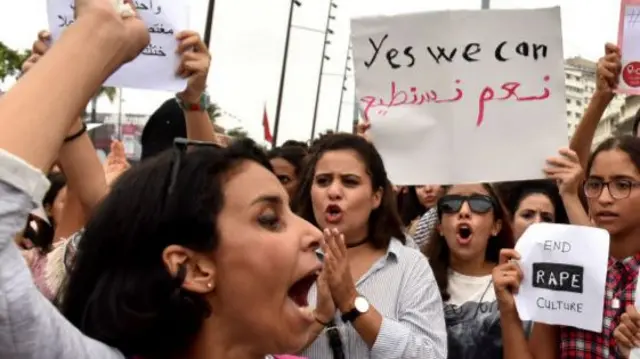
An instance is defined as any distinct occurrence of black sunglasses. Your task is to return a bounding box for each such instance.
[438,194,495,215]
[166,138,222,196]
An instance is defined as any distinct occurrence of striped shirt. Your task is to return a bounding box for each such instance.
[302,239,447,359]
[413,208,438,249]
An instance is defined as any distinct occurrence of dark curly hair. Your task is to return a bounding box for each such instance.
[58,139,272,359]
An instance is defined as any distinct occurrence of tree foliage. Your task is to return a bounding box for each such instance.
[0,42,31,83]
[226,127,248,139]
[207,102,222,122]
[98,87,117,102]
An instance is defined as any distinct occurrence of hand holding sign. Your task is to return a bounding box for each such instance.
[596,44,621,97]
[544,148,583,196]
[21,31,51,75]
[175,31,211,103]
[73,0,149,63]
[492,249,523,313]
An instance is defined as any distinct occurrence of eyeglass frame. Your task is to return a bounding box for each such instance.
[582,177,640,200]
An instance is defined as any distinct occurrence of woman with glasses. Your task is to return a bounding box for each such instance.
[422,183,516,359]
[493,137,640,359]
[294,133,447,359]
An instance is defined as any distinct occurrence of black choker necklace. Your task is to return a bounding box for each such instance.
[347,237,368,248]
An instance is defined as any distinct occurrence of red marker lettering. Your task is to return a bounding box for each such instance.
[477,86,495,126]
[360,75,551,127]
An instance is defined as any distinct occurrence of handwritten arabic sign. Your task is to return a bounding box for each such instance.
[514,223,609,332]
[350,7,568,185]
[47,0,188,91]
[617,0,640,94]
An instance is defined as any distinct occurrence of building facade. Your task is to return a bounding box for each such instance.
[563,57,638,149]
[564,57,597,140]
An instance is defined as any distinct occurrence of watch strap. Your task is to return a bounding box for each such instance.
[340,308,361,323]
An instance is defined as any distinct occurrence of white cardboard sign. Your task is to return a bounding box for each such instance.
[514,223,609,333]
[47,0,188,91]
[350,7,568,185]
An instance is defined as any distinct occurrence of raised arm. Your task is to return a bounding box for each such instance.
[175,31,220,144]
[569,43,620,169]
[0,2,148,358]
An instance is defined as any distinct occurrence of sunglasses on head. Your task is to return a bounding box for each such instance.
[438,194,495,215]
[166,137,222,196]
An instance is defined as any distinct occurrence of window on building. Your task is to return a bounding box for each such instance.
[575,112,581,118]
[577,100,582,107]
[566,98,571,104]
[567,110,571,117]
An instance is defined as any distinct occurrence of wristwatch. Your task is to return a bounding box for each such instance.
[175,92,210,112]
[340,295,370,323]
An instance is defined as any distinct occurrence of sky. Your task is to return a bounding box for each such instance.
[0,0,621,145]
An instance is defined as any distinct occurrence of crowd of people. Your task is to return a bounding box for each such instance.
[1,1,640,359]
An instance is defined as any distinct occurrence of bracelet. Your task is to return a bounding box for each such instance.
[64,123,87,143]
[314,315,331,327]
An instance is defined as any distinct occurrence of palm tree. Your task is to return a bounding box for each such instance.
[89,86,117,123]
[226,127,248,139]
[207,102,222,123]
[0,42,30,83]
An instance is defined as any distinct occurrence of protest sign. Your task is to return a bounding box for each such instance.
[350,7,567,185]
[514,223,609,332]
[617,0,640,94]
[47,0,188,91]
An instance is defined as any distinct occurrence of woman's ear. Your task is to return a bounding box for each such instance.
[371,187,383,210]
[162,245,216,294]
[491,219,503,237]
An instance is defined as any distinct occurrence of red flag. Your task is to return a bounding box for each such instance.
[263,105,273,144]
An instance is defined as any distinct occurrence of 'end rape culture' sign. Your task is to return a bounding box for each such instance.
[514,223,609,332]
[350,7,568,185]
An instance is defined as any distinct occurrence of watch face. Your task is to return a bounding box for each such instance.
[354,296,370,313]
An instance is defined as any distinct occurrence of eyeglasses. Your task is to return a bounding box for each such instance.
[438,194,495,215]
[583,178,640,200]
[166,138,222,196]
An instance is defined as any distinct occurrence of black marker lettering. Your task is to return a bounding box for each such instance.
[494,41,509,61]
[364,34,389,68]
[427,46,457,64]
[462,43,481,62]
[386,48,401,69]
[532,43,548,60]
[404,46,415,67]
[543,240,572,253]
[516,42,529,57]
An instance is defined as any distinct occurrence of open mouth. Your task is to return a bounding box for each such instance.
[456,223,473,244]
[287,271,319,308]
[325,204,343,224]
